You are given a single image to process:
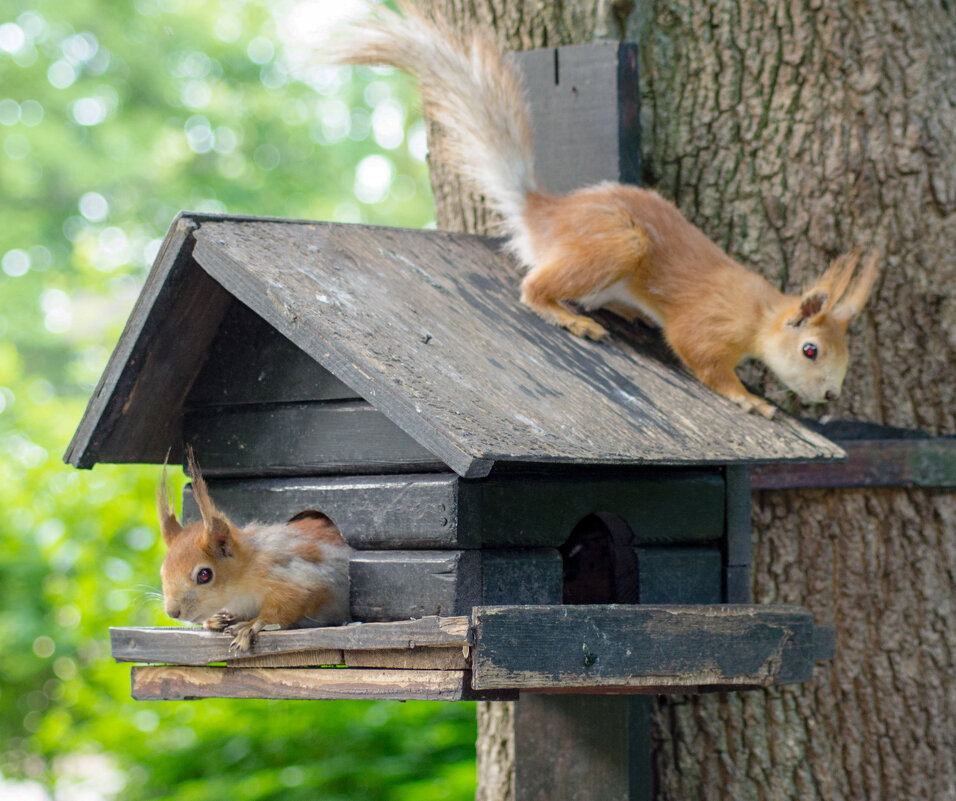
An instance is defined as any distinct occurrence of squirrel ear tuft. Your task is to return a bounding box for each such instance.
[833,249,881,323]
[791,249,862,327]
[817,250,861,310]
[187,445,229,522]
[157,457,183,546]
[187,445,236,557]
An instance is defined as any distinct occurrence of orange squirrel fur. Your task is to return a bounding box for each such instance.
[327,2,880,418]
[157,450,351,652]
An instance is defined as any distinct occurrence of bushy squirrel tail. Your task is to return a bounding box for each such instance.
[326,1,537,231]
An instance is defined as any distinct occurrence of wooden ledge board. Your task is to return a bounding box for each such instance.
[750,437,956,489]
[111,615,471,666]
[471,605,820,690]
[131,665,512,702]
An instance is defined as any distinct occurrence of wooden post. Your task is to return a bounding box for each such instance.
[502,42,650,801]
[511,513,653,801]
[515,696,651,801]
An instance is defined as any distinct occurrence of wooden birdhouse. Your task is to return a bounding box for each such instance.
[63,41,870,801]
[68,197,839,691]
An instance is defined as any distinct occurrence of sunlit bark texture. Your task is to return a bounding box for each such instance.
[427,1,956,799]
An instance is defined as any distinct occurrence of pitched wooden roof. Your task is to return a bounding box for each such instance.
[65,213,843,477]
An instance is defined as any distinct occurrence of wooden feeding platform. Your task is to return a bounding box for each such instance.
[68,208,845,710]
[112,605,835,702]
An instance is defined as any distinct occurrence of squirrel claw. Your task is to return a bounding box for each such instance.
[203,611,257,652]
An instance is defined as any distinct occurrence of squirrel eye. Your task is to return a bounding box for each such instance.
[802,343,818,360]
[196,567,213,585]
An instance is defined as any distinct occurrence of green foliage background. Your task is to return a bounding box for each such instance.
[0,0,478,798]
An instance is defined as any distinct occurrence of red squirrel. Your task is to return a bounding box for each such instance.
[157,450,351,653]
[327,2,880,419]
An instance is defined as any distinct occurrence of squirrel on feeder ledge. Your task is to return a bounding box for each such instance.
[325,1,880,419]
[157,449,351,653]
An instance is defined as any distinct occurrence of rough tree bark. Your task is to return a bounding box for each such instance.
[636,4,956,800]
[425,1,956,800]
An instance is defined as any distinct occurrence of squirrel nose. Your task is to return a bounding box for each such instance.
[165,603,181,619]
[825,391,837,402]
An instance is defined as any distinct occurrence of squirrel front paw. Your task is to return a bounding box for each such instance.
[751,400,778,420]
[736,396,777,420]
[203,610,238,631]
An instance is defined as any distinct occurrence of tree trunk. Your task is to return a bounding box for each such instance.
[634,3,956,799]
[427,1,956,800]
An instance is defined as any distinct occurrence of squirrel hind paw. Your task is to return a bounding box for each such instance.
[520,296,608,341]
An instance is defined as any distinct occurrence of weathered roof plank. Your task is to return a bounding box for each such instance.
[64,217,233,469]
[191,217,842,470]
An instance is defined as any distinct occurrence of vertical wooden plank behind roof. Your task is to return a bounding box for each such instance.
[516,42,641,194]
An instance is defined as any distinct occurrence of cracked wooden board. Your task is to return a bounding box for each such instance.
[471,605,819,690]
[111,615,471,666]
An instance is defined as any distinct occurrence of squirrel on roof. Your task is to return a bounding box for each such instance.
[326,1,880,419]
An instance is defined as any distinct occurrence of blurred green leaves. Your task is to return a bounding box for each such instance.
[1,0,475,798]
